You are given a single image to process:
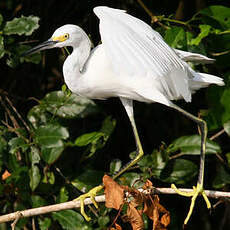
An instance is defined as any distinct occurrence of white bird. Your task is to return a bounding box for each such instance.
[24,6,224,224]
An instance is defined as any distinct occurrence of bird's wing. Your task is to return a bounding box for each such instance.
[174,49,215,64]
[94,6,191,102]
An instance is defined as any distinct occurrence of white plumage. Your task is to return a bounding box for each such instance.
[61,6,224,107]
[25,6,224,108]
[24,6,224,224]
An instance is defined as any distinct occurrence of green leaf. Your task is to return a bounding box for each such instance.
[6,166,29,189]
[186,31,207,55]
[52,210,92,230]
[224,120,230,136]
[0,36,4,59]
[8,137,29,154]
[200,5,230,29]
[220,84,230,123]
[100,116,116,138]
[72,169,104,192]
[213,165,230,189]
[160,159,198,184]
[3,15,39,35]
[0,136,6,171]
[6,44,41,68]
[204,80,228,130]
[225,153,230,168]
[226,153,230,167]
[29,146,41,165]
[41,145,64,164]
[41,91,98,119]
[110,159,122,175]
[29,165,41,191]
[35,124,69,148]
[31,195,47,208]
[0,14,3,26]
[27,105,51,129]
[98,216,110,228]
[75,116,116,159]
[56,187,69,203]
[75,132,104,146]
[0,136,7,154]
[7,154,21,172]
[20,45,41,64]
[164,26,186,49]
[119,172,143,188]
[62,84,67,92]
[38,217,52,230]
[168,135,221,155]
[42,171,55,184]
[138,149,169,179]
[190,24,211,46]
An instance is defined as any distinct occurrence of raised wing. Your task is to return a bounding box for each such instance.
[93,6,192,102]
[174,49,215,64]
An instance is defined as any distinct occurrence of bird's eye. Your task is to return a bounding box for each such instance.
[64,33,69,39]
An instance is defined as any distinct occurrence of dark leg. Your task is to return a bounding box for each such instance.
[171,103,210,225]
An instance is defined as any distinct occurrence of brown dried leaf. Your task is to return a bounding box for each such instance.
[143,195,170,230]
[2,170,11,180]
[142,179,153,190]
[109,223,122,230]
[127,188,144,208]
[127,203,144,230]
[160,212,170,229]
[103,175,124,210]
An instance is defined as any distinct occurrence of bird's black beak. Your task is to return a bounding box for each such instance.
[22,39,58,56]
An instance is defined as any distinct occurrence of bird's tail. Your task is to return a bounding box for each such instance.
[190,71,224,91]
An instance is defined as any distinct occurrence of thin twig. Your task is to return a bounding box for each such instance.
[136,0,155,19]
[5,96,31,132]
[10,212,22,230]
[210,50,230,57]
[0,96,20,129]
[210,129,225,140]
[136,0,167,28]
[169,152,184,160]
[32,217,36,230]
[0,188,230,224]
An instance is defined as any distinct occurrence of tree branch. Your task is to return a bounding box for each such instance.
[0,187,230,224]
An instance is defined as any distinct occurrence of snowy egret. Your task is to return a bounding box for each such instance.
[24,6,224,224]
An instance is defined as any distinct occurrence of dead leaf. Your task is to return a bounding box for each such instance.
[2,170,11,180]
[126,203,144,230]
[109,223,122,230]
[126,188,144,208]
[160,212,170,229]
[104,177,170,230]
[103,175,124,210]
[142,179,153,190]
[143,195,170,230]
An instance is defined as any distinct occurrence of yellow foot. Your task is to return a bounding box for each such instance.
[171,183,211,225]
[74,185,104,221]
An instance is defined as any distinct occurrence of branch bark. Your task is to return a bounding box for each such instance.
[0,187,230,224]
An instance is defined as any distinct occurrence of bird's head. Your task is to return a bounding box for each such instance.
[23,24,87,55]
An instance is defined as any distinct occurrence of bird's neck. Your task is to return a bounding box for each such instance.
[63,36,91,93]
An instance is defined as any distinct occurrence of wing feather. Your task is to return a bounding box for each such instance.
[94,6,191,102]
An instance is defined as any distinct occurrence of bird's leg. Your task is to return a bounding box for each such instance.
[113,98,144,180]
[74,98,144,221]
[170,104,211,225]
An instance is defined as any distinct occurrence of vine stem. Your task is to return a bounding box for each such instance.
[0,187,230,224]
